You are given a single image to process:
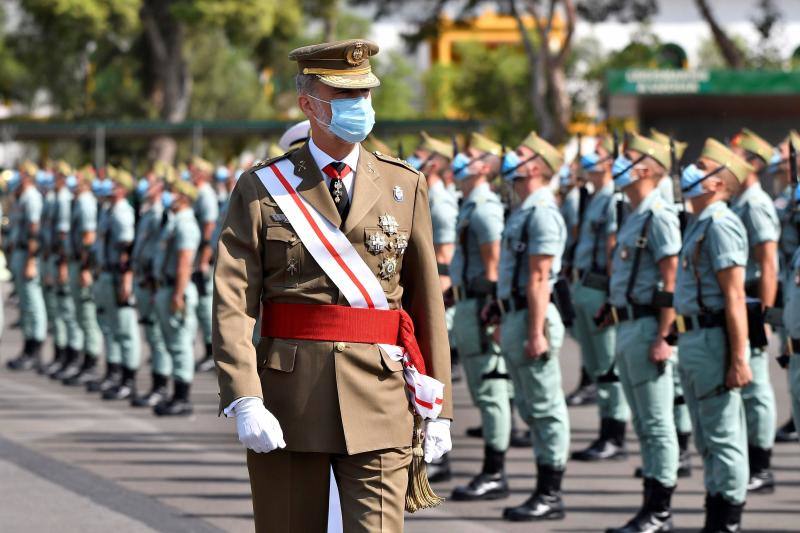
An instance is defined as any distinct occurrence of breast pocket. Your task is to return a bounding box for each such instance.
[265,223,303,288]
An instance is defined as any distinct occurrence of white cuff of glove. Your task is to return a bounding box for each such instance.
[423,418,452,463]
[232,397,286,454]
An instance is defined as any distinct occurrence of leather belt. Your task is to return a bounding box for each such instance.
[452,285,493,302]
[674,312,726,334]
[611,304,658,325]
[789,337,800,356]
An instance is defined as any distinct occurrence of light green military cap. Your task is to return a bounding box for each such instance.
[419,131,453,160]
[701,138,753,183]
[267,143,285,159]
[172,178,199,201]
[469,132,503,157]
[364,134,394,156]
[111,169,135,192]
[289,39,380,89]
[520,131,563,172]
[649,128,687,161]
[787,130,800,150]
[732,128,773,163]
[628,132,670,169]
[56,160,72,176]
[597,134,616,156]
[191,156,214,175]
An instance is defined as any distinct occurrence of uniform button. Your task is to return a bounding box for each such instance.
[335,342,346,352]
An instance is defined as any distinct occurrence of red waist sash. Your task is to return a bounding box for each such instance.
[260,302,428,375]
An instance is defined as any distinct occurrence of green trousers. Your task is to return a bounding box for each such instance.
[672,352,692,435]
[68,262,102,356]
[790,354,800,439]
[196,273,213,345]
[45,257,81,350]
[10,250,46,342]
[155,283,198,383]
[500,303,570,468]
[742,346,776,449]
[571,281,629,422]
[452,298,511,452]
[95,272,140,369]
[43,263,62,344]
[134,281,170,377]
[616,317,678,486]
[678,327,749,504]
[94,273,122,365]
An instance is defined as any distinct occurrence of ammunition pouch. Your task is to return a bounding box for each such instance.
[746,298,768,349]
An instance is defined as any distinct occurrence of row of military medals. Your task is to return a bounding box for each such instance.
[368,213,407,280]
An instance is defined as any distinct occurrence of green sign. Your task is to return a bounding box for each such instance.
[607,69,800,95]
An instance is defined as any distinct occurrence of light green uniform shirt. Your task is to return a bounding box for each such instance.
[609,189,681,307]
[450,182,504,288]
[133,202,165,277]
[154,207,200,282]
[498,186,566,299]
[573,181,617,272]
[731,182,780,282]
[675,200,748,315]
[67,191,97,260]
[103,199,136,268]
[10,186,43,247]
[429,180,459,246]
[775,186,799,273]
[782,248,800,338]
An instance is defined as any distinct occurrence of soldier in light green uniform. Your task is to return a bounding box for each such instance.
[6,162,47,371]
[604,134,680,533]
[408,131,460,482]
[153,179,200,417]
[729,129,780,494]
[189,157,219,373]
[131,168,171,408]
[449,132,511,501]
[97,170,141,401]
[59,169,103,385]
[674,139,753,532]
[497,132,570,522]
[571,147,630,462]
[42,164,80,376]
[38,169,62,371]
[783,246,800,440]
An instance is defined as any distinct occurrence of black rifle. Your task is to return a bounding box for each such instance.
[670,136,688,234]
[614,131,626,227]
[397,140,405,160]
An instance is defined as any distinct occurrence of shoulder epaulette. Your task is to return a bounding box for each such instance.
[372,151,420,175]
[252,150,294,171]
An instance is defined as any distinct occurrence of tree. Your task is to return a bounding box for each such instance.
[694,0,746,69]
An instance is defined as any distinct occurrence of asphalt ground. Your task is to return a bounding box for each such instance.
[0,290,798,532]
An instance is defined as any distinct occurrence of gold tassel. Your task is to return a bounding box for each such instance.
[405,415,445,513]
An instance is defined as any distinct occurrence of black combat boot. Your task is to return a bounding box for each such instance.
[716,497,744,533]
[450,347,462,383]
[677,432,692,478]
[606,478,674,533]
[54,349,82,380]
[775,418,797,442]
[195,342,216,372]
[102,366,137,400]
[566,366,597,406]
[452,446,509,501]
[700,493,722,533]
[6,339,37,371]
[131,372,169,407]
[746,446,775,494]
[502,463,565,521]
[44,346,68,376]
[80,359,115,390]
[153,379,194,416]
[426,452,452,483]
[572,418,627,461]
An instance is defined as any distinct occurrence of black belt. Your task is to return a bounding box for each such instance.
[452,285,493,302]
[437,262,450,276]
[499,294,528,313]
[611,304,658,324]
[789,337,800,356]
[675,311,726,333]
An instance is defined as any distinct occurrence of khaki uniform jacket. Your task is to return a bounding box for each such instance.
[213,143,452,455]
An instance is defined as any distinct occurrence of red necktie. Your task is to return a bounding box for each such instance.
[323,162,351,220]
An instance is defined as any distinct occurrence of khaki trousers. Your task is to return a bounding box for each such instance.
[247,447,411,532]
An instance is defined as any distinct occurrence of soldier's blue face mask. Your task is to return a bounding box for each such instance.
[161,190,174,209]
[66,175,77,191]
[7,171,20,192]
[36,170,54,190]
[558,164,571,188]
[612,154,645,189]
[215,166,230,182]
[681,163,727,199]
[451,153,473,181]
[180,169,191,182]
[307,94,375,143]
[136,178,150,199]
[405,155,423,170]
[500,151,540,181]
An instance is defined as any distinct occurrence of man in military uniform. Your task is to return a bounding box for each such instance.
[674,139,752,532]
[448,132,511,501]
[730,129,780,493]
[213,39,452,532]
[42,163,80,376]
[6,162,47,371]
[408,130,459,482]
[153,179,201,416]
[38,167,60,373]
[782,213,800,448]
[189,157,219,373]
[58,168,103,385]
[131,168,171,407]
[496,132,570,521]
[571,144,630,462]
[605,134,681,533]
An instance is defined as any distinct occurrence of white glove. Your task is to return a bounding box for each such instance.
[233,397,286,453]
[424,418,452,463]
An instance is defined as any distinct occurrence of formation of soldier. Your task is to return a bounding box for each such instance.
[3,110,800,532]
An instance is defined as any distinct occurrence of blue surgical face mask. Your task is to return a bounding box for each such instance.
[36,170,54,190]
[181,169,191,182]
[136,178,150,199]
[91,178,103,196]
[7,171,20,192]
[405,155,423,171]
[501,152,520,181]
[451,153,473,181]
[558,164,571,188]
[580,153,602,172]
[66,175,78,191]
[161,190,174,209]
[612,154,645,189]
[681,163,726,199]
[215,166,230,182]
[308,94,375,143]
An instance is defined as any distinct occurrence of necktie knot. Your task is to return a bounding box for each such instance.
[323,162,351,180]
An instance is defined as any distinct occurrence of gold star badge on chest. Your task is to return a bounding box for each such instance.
[379,256,398,280]
[378,214,398,235]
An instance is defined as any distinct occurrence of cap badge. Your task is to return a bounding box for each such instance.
[347,42,365,65]
[393,185,404,202]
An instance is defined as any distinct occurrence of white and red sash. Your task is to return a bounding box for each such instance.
[254,158,445,419]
